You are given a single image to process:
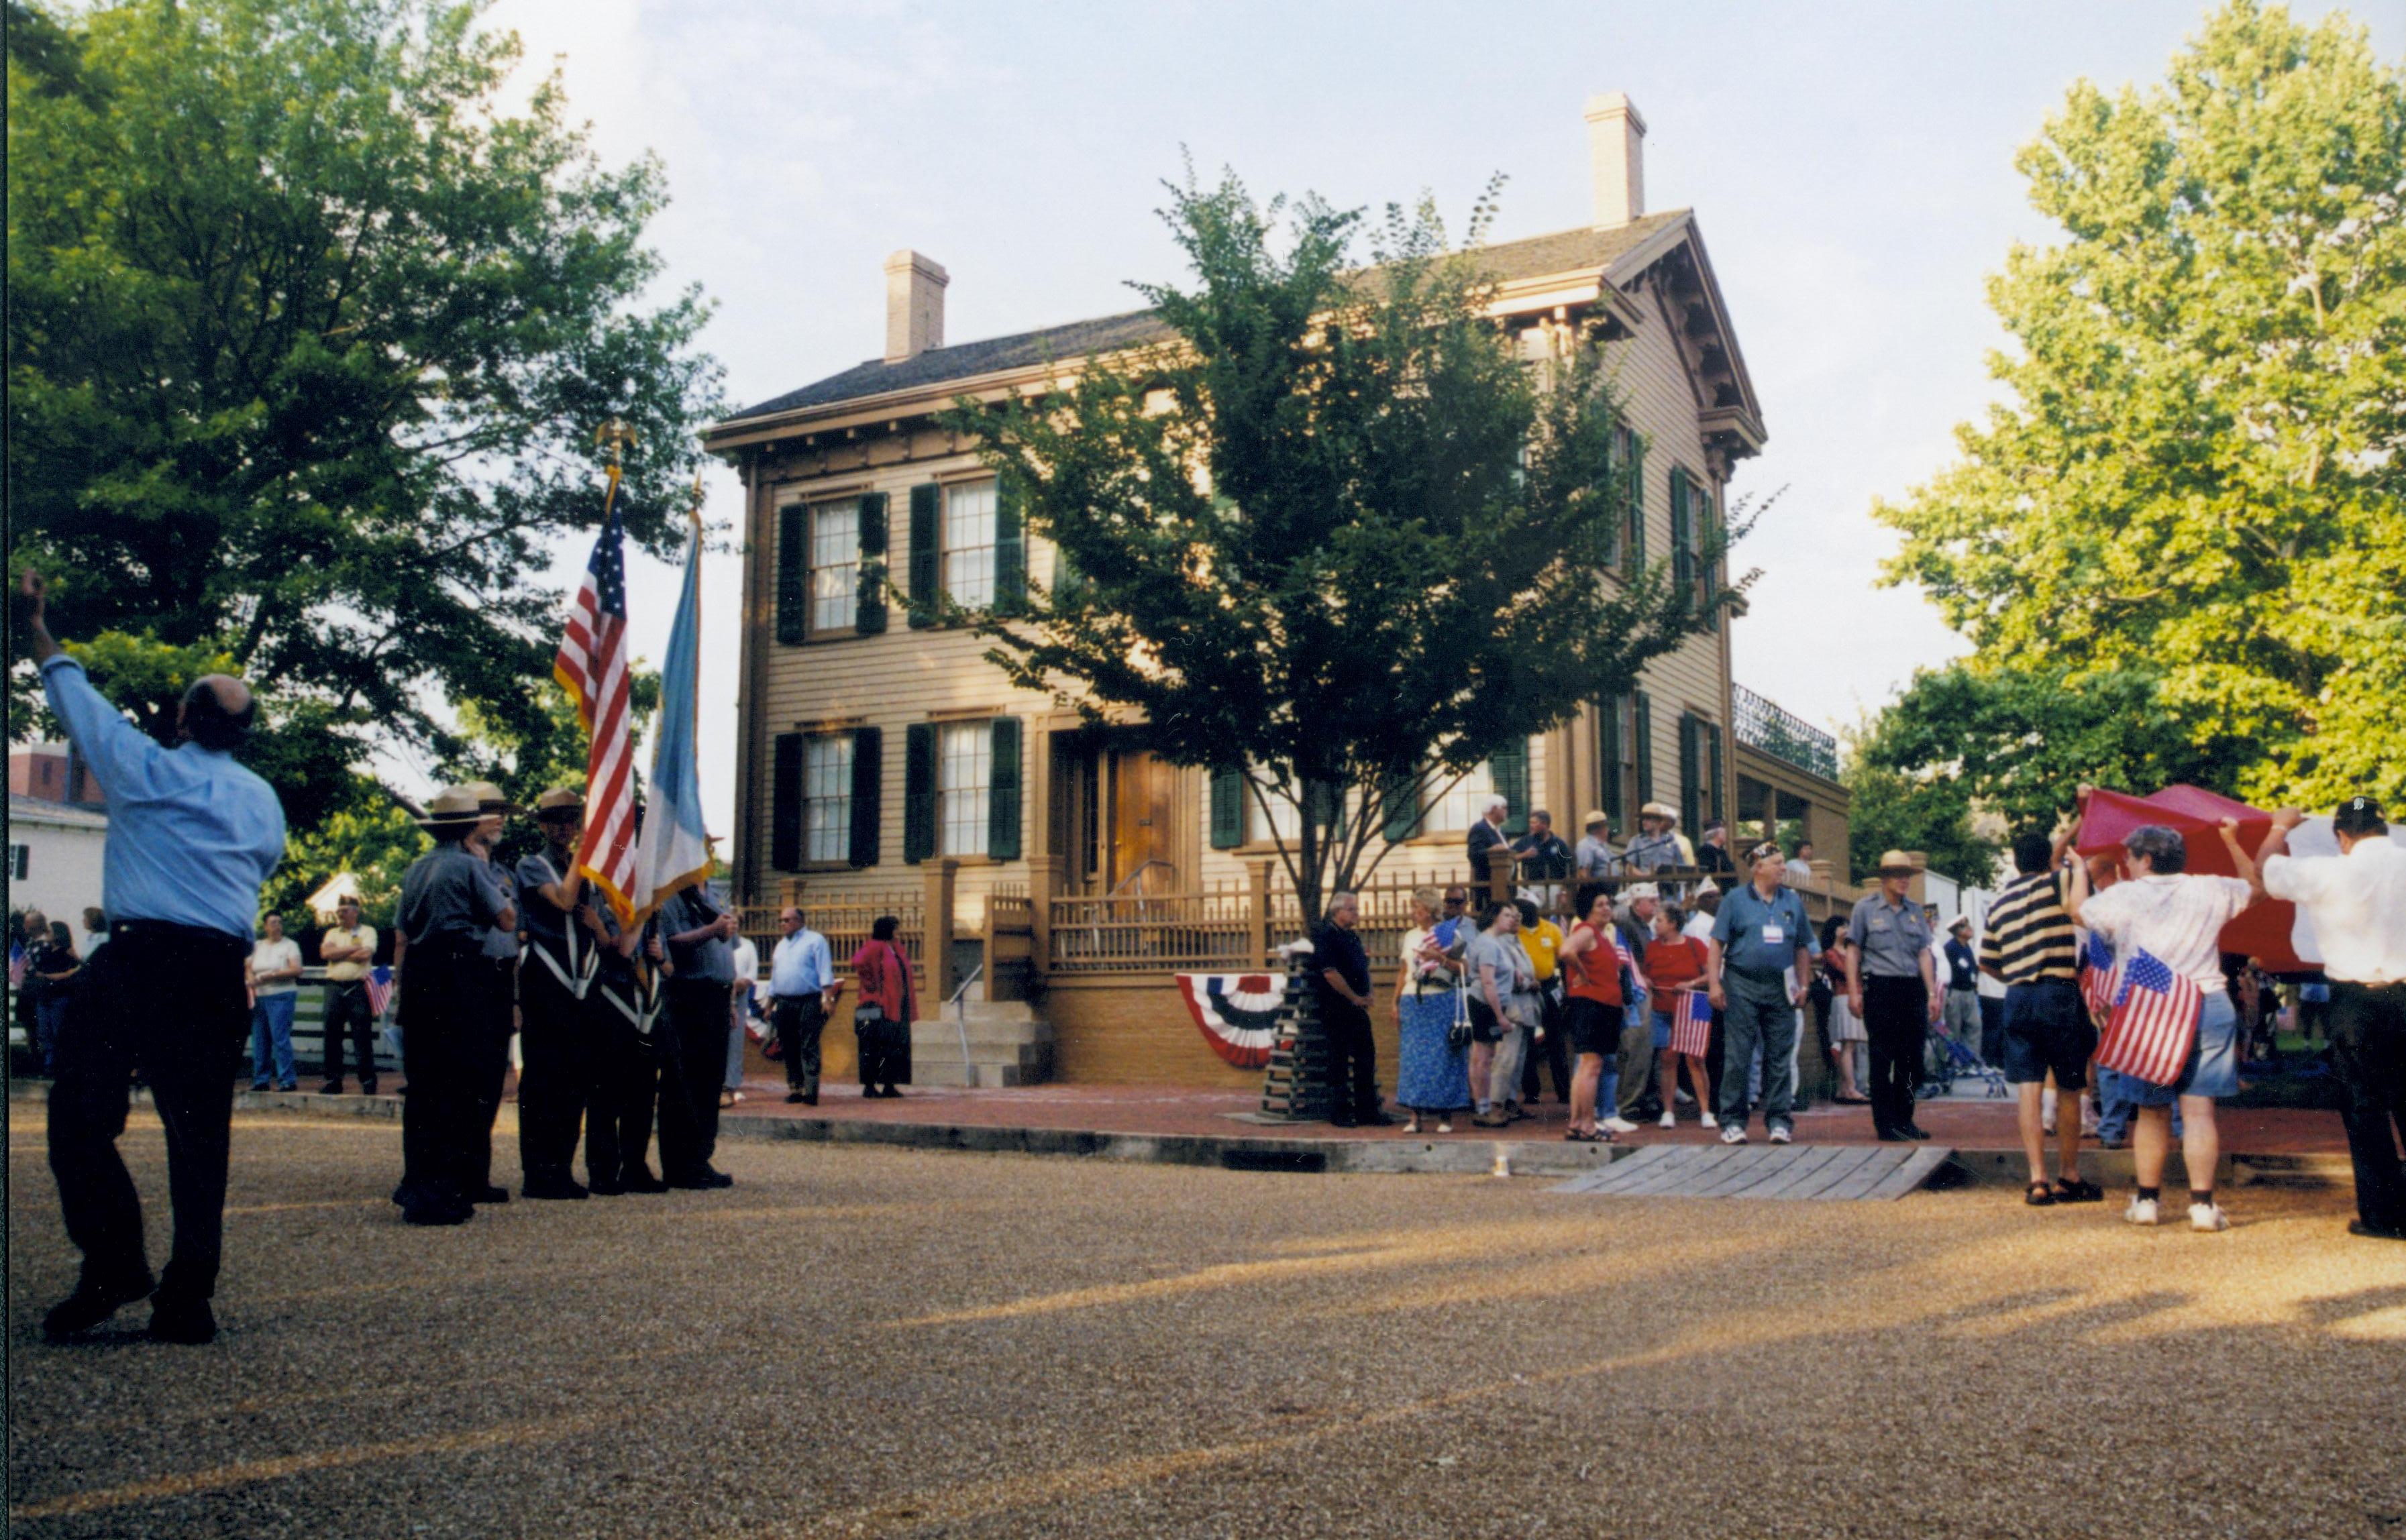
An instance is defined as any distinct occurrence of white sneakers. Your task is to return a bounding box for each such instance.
[1720,1123,1748,1145]
[1657,1109,1677,1129]
[2125,1195,2160,1225]
[1768,1127,1793,1145]
[1602,1115,1640,1134]
[2189,1201,2230,1233]
[1699,1111,1719,1130]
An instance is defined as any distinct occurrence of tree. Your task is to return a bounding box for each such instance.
[1838,750,1999,889]
[5,0,723,811]
[1873,1,2406,811]
[948,173,1751,921]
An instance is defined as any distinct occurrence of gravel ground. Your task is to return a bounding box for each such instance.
[9,1106,2403,1539]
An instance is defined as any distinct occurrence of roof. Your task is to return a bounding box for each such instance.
[9,793,109,831]
[715,211,1693,429]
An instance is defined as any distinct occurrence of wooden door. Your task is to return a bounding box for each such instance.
[1108,751,1178,892]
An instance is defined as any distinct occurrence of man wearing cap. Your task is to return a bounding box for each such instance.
[2253,797,2406,1241]
[460,781,525,1205]
[1622,804,1690,873]
[1574,812,1620,882]
[1940,917,1983,1064]
[656,881,740,1188]
[1708,844,1819,1144]
[1847,852,1943,1142]
[392,787,517,1225]
[515,788,597,1199]
[317,898,380,1096]
[19,569,286,1344]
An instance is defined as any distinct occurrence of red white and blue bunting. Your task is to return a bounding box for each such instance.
[1174,973,1290,1068]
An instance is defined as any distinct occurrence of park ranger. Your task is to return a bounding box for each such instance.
[393,786,516,1226]
[463,781,526,1205]
[587,899,670,1194]
[515,787,598,1199]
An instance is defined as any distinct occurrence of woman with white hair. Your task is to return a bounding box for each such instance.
[1394,888,1471,1134]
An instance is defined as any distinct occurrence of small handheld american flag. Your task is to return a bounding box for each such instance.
[2079,932,2119,1024]
[2093,948,2202,1089]
[1669,989,1713,1057]
[364,964,394,1020]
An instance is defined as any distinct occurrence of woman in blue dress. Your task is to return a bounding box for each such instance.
[1392,889,1471,1132]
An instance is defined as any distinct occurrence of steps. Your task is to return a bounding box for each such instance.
[906,999,1054,1089]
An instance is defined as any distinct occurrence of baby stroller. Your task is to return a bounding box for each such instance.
[1920,1021,2010,1099]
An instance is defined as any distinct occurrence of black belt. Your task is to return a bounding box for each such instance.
[110,918,248,949]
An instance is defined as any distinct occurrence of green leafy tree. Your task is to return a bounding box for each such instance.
[1873,0,2406,810]
[5,0,723,814]
[949,173,1752,921]
[1838,730,2000,888]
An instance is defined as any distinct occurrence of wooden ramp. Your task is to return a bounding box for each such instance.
[1550,1144,1954,1201]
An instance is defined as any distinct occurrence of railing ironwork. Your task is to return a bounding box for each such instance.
[1732,683,1839,781]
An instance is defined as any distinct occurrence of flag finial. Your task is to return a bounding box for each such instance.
[594,416,637,471]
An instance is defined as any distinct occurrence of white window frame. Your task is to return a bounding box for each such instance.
[802,734,853,865]
[809,498,859,634]
[943,482,997,609]
[937,722,990,858]
[1420,761,1496,835]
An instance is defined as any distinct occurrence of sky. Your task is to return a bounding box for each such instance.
[483,0,2399,838]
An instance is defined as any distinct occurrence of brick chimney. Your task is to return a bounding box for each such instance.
[884,249,948,363]
[1584,93,1646,229]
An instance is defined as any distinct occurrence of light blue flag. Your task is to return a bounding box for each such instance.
[633,514,713,917]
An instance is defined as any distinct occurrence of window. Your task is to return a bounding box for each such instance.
[938,721,991,857]
[810,500,859,632]
[1598,694,1636,830]
[9,844,27,881]
[1421,762,1496,835]
[943,482,997,608]
[803,736,853,863]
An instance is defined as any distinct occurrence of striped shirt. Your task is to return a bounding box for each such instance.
[1979,870,2079,985]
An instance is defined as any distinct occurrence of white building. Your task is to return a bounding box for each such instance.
[7,794,109,928]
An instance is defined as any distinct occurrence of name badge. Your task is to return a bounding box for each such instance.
[1761,924,1785,946]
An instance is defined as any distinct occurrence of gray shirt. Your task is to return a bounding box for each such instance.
[660,887,734,985]
[480,855,520,961]
[1848,893,1935,979]
[1622,830,1683,871]
[516,849,578,945]
[1465,930,1536,997]
[398,843,509,948]
[1574,834,1619,879]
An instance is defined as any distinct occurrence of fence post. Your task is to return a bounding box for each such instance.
[1025,854,1058,987]
[1484,844,1514,907]
[1245,857,1275,969]
[925,857,958,1001]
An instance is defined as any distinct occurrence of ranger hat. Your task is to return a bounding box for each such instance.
[1640,802,1677,822]
[413,786,486,830]
[1875,849,1920,877]
[463,780,525,816]
[534,787,586,816]
[1581,810,1610,831]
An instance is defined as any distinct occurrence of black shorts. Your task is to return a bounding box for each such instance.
[2000,979,2097,1089]
[1567,997,1620,1056]
[1467,996,1504,1044]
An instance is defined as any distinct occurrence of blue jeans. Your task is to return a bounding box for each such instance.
[250,991,298,1088]
[34,994,72,1077]
[2094,1065,2182,1144]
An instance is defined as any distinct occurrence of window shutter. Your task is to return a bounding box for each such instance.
[987,716,1023,861]
[902,722,937,863]
[1598,698,1623,829]
[1699,478,1720,602]
[1679,713,1702,834]
[1634,693,1655,807]
[1670,466,1695,596]
[770,732,803,870]
[849,727,882,867]
[776,504,808,645]
[994,476,1027,610]
[1624,435,1647,573]
[1209,767,1245,849]
[1305,777,1348,840]
[1706,723,1725,824]
[1381,771,1421,843]
[855,492,888,635]
[1492,741,1530,837]
[906,483,941,626]
[1051,543,1088,608]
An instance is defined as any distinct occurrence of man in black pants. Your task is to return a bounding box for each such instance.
[316,897,380,1095]
[1846,850,1942,1141]
[393,787,519,1225]
[586,907,667,1193]
[22,568,288,1345]
[515,788,598,1199]
[657,883,738,1187]
[1314,891,1391,1127]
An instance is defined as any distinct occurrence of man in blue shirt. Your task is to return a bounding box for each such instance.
[20,570,285,1345]
[1709,844,1819,1145]
[768,905,844,1105]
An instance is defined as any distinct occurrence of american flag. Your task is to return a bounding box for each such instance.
[2094,948,2202,1089]
[1613,932,1645,1009]
[2079,932,2119,1023]
[1669,989,1713,1056]
[364,964,394,1019]
[556,492,637,922]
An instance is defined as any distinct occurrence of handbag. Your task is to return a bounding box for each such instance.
[1447,973,1473,1054]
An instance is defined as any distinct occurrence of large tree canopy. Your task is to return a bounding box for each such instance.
[5,0,722,822]
[951,174,1750,918]
[1873,0,2405,810]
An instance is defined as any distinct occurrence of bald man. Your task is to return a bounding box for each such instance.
[18,570,286,1345]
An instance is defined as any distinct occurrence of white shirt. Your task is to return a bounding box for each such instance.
[729,935,761,1005]
[250,936,303,995]
[2079,873,2254,993]
[2264,839,2406,985]
[1682,910,1716,942]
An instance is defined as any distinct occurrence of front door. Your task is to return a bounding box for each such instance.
[1108,751,1177,893]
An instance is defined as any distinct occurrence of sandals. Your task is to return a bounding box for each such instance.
[2052,1177,2104,1203]
[1565,1127,1614,1144]
[2024,1180,2056,1207]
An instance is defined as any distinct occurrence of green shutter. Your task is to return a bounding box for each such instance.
[987,717,1023,861]
[1492,741,1529,837]
[1679,713,1702,834]
[994,476,1026,610]
[1598,697,1623,829]
[1381,771,1421,842]
[1051,543,1088,608]
[1670,466,1695,596]
[1634,693,1654,807]
[906,483,940,626]
[1209,767,1245,849]
[849,726,882,867]
[855,492,888,635]
[902,722,937,863]
[1304,777,1348,840]
[1624,434,1647,573]
[776,504,808,645]
[1706,723,1725,824]
[1697,478,1720,602]
[770,732,803,869]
